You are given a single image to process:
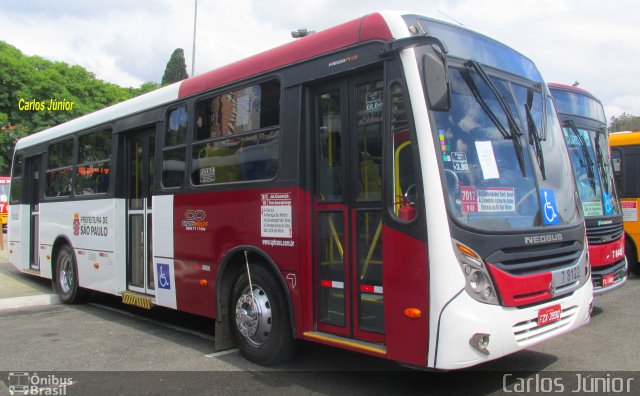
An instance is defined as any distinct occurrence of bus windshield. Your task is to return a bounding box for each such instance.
[563,122,620,217]
[430,65,580,231]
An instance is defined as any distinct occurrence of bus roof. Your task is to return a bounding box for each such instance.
[610,131,640,146]
[548,83,597,98]
[15,13,392,151]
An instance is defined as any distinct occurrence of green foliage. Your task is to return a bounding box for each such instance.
[161,48,188,86]
[0,41,159,175]
[609,112,640,132]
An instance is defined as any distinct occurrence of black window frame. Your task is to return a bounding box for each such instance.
[9,151,24,204]
[162,105,189,189]
[44,137,76,199]
[189,79,282,187]
[74,127,113,197]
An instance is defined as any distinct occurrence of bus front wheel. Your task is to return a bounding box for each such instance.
[53,244,89,304]
[230,264,296,365]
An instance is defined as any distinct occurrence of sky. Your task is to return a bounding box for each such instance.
[1,0,639,120]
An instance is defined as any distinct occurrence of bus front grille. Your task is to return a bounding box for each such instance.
[586,222,624,245]
[485,241,583,276]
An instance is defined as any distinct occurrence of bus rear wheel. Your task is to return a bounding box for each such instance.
[626,239,640,278]
[54,244,89,304]
[231,264,296,365]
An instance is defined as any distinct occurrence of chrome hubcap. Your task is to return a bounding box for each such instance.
[58,255,73,294]
[235,285,272,346]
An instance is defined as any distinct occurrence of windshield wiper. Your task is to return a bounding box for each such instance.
[525,89,545,179]
[565,119,597,194]
[594,131,610,193]
[464,60,526,177]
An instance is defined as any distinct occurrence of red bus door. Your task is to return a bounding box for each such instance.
[312,73,386,346]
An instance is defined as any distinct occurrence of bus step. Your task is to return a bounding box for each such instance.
[303,331,386,356]
[121,291,154,309]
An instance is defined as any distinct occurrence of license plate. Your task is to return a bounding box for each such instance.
[602,273,615,287]
[553,264,581,287]
[538,304,562,326]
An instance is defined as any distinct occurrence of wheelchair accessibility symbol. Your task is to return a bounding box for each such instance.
[157,263,171,290]
[603,192,614,215]
[540,189,560,225]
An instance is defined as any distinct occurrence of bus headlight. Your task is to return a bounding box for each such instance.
[454,240,499,305]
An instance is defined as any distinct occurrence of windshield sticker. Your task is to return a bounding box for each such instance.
[582,201,603,217]
[612,158,621,173]
[603,192,614,215]
[452,152,469,173]
[199,167,216,184]
[439,130,451,162]
[621,200,638,222]
[475,141,500,179]
[462,186,515,213]
[540,189,560,225]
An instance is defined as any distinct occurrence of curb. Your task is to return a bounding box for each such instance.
[0,294,61,311]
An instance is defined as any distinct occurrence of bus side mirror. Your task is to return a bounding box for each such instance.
[422,44,451,112]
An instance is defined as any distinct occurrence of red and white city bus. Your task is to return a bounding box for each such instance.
[8,12,592,369]
[0,176,9,228]
[549,83,626,294]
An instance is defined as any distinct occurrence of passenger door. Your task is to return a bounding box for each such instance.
[311,72,386,344]
[125,128,156,295]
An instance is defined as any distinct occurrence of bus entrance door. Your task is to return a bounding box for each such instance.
[311,75,386,348]
[125,128,156,295]
[25,156,41,271]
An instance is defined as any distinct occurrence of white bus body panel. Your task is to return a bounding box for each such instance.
[434,253,592,369]
[39,200,118,294]
[7,204,27,271]
[152,195,177,309]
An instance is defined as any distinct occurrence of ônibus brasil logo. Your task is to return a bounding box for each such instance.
[7,372,73,395]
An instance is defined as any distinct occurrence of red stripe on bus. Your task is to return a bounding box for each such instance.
[360,285,374,293]
[178,13,391,98]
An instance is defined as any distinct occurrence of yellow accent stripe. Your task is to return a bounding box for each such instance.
[121,291,153,309]
[303,332,386,355]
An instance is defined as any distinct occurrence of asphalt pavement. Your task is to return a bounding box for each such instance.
[0,233,638,395]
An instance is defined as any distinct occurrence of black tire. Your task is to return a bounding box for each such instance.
[626,239,640,278]
[231,263,296,365]
[53,244,89,304]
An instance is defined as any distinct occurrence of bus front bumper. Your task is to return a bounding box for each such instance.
[592,258,627,296]
[433,280,593,370]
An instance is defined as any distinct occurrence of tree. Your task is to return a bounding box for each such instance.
[161,48,188,86]
[609,113,640,132]
[0,40,159,175]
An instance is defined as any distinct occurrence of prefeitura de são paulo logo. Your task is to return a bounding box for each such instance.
[73,213,80,236]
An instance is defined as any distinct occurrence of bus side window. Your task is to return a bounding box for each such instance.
[10,152,24,204]
[75,128,112,195]
[611,148,623,197]
[45,138,74,198]
[390,83,417,222]
[162,106,188,188]
[191,80,280,186]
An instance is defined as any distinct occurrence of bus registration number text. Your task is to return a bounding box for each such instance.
[602,273,615,287]
[537,304,562,326]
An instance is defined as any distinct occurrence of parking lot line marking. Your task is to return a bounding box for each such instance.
[89,302,215,341]
[205,349,239,358]
[0,294,60,310]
